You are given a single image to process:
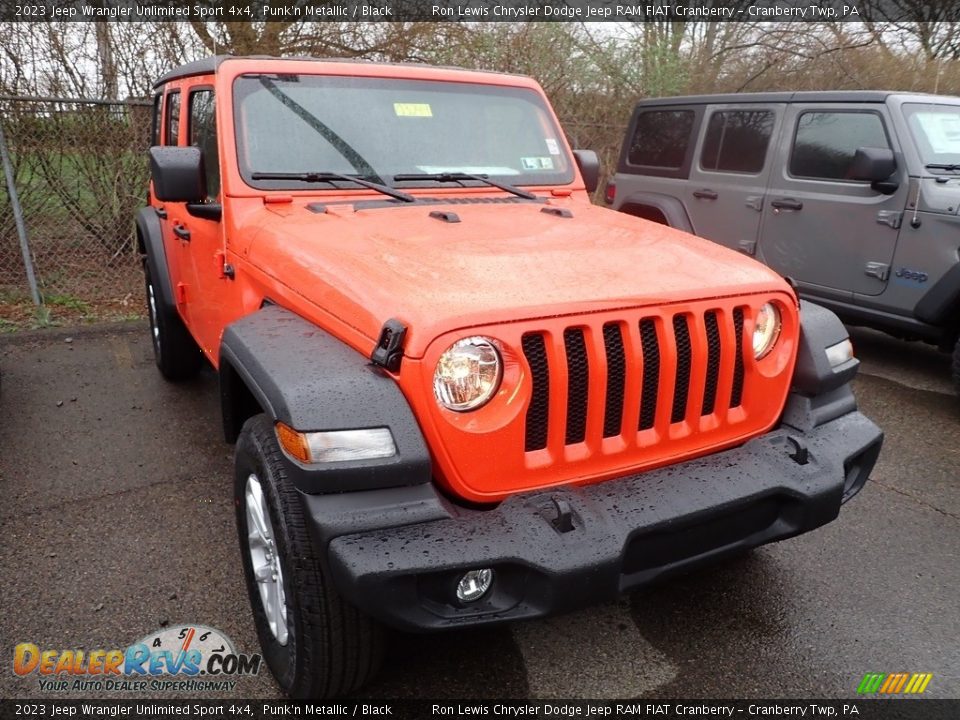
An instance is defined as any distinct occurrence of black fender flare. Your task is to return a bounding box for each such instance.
[616,191,694,233]
[219,304,432,493]
[914,261,960,328]
[135,207,175,313]
[781,301,864,433]
[790,300,859,397]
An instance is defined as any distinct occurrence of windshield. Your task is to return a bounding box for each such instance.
[903,102,960,169]
[233,74,574,190]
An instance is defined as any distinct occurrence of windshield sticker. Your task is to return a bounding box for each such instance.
[417,165,520,175]
[913,112,960,154]
[522,157,554,170]
[394,103,433,118]
[545,138,561,155]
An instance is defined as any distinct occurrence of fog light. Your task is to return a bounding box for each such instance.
[455,568,493,603]
[825,339,854,368]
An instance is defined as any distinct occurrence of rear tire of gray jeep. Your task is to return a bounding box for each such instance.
[143,262,202,381]
[235,414,385,699]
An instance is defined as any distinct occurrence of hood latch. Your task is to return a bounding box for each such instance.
[371,319,407,372]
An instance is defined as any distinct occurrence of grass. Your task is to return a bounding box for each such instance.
[43,292,92,314]
[32,305,55,329]
[0,283,144,332]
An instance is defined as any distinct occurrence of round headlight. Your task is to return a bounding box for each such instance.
[753,302,782,359]
[433,336,502,412]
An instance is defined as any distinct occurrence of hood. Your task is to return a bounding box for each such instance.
[243,198,790,357]
[918,175,960,216]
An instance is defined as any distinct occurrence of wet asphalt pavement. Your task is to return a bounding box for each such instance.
[0,322,957,700]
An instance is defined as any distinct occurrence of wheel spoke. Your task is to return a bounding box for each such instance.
[254,564,273,583]
[246,483,271,542]
[247,529,268,550]
[265,573,278,622]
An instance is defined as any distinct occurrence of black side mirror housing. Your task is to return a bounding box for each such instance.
[573,149,601,194]
[849,146,896,183]
[149,146,206,203]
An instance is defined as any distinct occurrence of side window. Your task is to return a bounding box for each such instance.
[164,90,180,146]
[790,111,890,180]
[189,89,220,200]
[701,110,774,174]
[628,110,695,169]
[151,94,162,146]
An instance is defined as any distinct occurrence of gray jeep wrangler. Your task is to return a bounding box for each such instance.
[609,91,960,395]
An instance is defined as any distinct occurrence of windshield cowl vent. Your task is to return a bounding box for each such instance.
[352,196,547,211]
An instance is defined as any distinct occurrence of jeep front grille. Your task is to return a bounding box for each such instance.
[522,306,748,453]
[410,294,796,502]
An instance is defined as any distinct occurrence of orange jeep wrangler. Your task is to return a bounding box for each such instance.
[140,56,883,698]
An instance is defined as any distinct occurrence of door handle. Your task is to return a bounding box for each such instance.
[693,189,719,200]
[173,224,191,241]
[771,198,803,212]
[155,207,167,219]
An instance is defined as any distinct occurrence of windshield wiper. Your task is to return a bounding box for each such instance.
[392,172,537,200]
[251,171,416,203]
[925,163,960,172]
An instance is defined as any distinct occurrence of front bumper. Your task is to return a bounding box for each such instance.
[316,407,881,632]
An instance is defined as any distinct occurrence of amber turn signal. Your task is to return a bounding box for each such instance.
[275,421,311,463]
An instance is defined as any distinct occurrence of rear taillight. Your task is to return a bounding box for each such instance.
[604,181,616,205]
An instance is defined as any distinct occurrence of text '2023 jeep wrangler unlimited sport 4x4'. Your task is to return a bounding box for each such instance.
[140,57,882,698]
[609,91,960,397]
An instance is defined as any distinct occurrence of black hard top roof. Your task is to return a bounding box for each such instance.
[153,55,230,87]
[631,90,952,107]
[152,55,515,89]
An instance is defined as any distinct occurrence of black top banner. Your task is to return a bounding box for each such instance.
[2,700,959,720]
[0,0,944,23]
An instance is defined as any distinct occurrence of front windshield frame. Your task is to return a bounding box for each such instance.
[902,102,960,171]
[232,73,575,192]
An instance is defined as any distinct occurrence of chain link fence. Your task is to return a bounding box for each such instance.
[0,96,152,328]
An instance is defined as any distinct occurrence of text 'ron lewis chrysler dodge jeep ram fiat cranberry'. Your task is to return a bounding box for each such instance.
[138,56,883,698]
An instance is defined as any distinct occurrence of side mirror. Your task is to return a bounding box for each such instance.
[573,149,600,194]
[849,146,896,183]
[149,146,206,203]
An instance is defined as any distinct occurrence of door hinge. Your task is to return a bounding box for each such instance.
[745,195,764,212]
[876,210,902,229]
[738,239,757,256]
[864,262,890,281]
[176,282,188,305]
[214,250,235,280]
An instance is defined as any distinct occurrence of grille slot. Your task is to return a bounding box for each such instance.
[564,328,590,444]
[731,308,745,408]
[602,323,626,438]
[671,315,692,424]
[522,334,550,451]
[638,319,660,431]
[702,311,721,415]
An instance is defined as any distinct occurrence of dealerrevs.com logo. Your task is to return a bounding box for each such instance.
[13,625,261,693]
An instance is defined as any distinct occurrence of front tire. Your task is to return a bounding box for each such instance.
[143,260,202,381]
[235,414,384,698]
